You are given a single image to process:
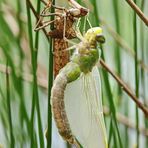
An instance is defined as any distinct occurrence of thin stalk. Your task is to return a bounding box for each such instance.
[26,0,45,145]
[25,2,50,145]
[112,0,122,99]
[91,0,100,25]
[16,0,25,145]
[26,0,37,147]
[108,111,123,147]
[92,1,123,146]
[108,117,113,147]
[47,0,55,147]
[6,61,15,148]
[133,0,139,147]
[16,0,31,143]
[124,99,129,147]
[34,0,45,147]
[140,0,148,147]
[113,124,118,148]
[101,50,123,148]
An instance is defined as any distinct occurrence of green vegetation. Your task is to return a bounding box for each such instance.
[0,0,147,147]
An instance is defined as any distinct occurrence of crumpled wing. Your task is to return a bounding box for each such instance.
[64,66,108,148]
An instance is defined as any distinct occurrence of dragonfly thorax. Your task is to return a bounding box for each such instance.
[78,47,99,73]
[71,27,105,74]
[72,44,99,74]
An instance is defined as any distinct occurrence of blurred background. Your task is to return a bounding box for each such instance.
[0,0,148,147]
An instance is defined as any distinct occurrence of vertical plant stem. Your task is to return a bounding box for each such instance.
[16,0,25,145]
[112,0,122,99]
[91,0,100,25]
[26,0,37,147]
[140,0,148,146]
[133,0,139,147]
[101,50,123,148]
[108,116,119,148]
[108,118,113,147]
[6,61,15,148]
[93,0,123,146]
[26,0,45,146]
[16,0,31,144]
[47,0,55,147]
[124,100,129,147]
[26,3,36,147]
[34,0,45,147]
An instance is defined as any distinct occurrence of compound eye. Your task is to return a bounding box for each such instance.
[96,34,105,43]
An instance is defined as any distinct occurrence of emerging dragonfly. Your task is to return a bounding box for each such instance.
[34,0,88,76]
[51,27,108,148]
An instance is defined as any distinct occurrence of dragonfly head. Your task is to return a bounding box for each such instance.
[84,27,105,44]
[96,34,105,44]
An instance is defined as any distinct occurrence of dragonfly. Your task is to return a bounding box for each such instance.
[51,27,108,148]
[34,0,89,76]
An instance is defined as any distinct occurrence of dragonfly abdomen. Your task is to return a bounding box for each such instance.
[51,73,76,144]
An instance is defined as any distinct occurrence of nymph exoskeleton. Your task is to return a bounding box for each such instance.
[34,0,89,76]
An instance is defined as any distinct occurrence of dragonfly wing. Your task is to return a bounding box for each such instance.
[64,66,107,148]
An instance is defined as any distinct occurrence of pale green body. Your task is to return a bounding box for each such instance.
[61,27,101,83]
[51,27,107,148]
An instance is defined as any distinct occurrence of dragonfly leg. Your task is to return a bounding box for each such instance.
[63,12,67,39]
[40,0,52,15]
[34,12,63,31]
[34,17,43,31]
[40,12,62,17]
[87,17,92,28]
[35,0,66,31]
[34,1,67,31]
[74,18,86,41]
[63,37,77,46]
[34,1,52,31]
[52,44,76,57]
[62,13,77,45]
[65,45,77,51]
[75,28,85,42]
[34,19,57,31]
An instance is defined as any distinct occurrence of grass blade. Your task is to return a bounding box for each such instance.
[6,61,15,148]
[133,0,140,147]
[47,0,55,147]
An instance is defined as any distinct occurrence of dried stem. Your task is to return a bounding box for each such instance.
[2,59,148,134]
[100,59,148,117]
[1,63,148,136]
[100,18,148,73]
[126,0,148,26]
[0,59,148,117]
